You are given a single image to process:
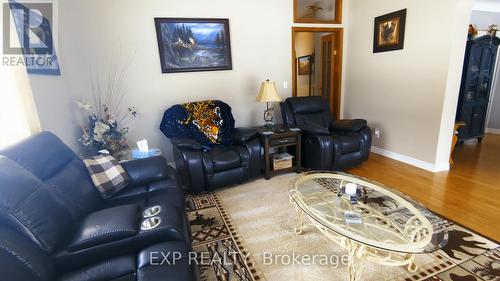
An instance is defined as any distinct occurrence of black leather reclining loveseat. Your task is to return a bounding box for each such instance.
[0,132,199,281]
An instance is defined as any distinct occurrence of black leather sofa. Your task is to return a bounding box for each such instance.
[280,96,372,170]
[161,101,262,193]
[0,132,198,281]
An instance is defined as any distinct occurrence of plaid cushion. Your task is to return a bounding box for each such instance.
[83,155,129,198]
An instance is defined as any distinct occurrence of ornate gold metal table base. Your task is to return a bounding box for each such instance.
[292,202,418,281]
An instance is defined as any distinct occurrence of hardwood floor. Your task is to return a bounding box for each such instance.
[347,134,500,241]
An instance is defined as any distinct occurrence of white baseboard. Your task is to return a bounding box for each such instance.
[371,147,450,173]
[486,128,500,134]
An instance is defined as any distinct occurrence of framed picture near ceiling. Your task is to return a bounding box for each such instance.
[154,18,232,73]
[373,9,407,53]
[294,0,342,24]
[297,55,312,75]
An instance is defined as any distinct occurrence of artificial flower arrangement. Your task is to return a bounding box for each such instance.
[77,99,137,156]
[77,53,137,156]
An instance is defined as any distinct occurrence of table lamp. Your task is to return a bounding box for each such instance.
[255,79,281,127]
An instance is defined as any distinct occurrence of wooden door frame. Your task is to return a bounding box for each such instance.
[292,27,343,120]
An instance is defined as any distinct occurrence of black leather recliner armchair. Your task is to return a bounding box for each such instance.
[280,96,372,170]
[161,101,262,193]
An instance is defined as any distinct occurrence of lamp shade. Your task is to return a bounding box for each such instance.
[255,80,281,103]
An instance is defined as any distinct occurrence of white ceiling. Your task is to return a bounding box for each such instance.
[473,0,500,12]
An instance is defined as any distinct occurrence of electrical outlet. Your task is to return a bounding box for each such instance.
[283,81,288,89]
[374,128,381,139]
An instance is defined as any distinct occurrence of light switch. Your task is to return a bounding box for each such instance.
[283,81,288,89]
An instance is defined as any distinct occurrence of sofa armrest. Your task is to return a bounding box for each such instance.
[230,127,258,144]
[330,119,367,132]
[357,126,372,160]
[121,156,169,187]
[300,129,335,170]
[172,146,206,193]
[68,204,139,252]
[239,137,262,178]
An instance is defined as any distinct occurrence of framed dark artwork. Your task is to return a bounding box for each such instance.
[373,9,407,53]
[294,0,342,24]
[298,55,312,75]
[154,18,232,73]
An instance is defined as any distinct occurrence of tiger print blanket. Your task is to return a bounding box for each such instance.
[160,100,235,148]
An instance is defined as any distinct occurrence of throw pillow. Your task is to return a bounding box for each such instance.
[83,155,129,198]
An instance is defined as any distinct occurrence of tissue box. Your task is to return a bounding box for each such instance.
[131,148,161,159]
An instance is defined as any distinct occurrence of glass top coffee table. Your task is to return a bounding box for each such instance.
[289,172,448,281]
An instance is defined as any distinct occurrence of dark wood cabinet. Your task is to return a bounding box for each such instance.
[456,35,500,142]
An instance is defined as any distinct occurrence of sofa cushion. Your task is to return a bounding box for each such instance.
[68,204,139,252]
[43,158,102,221]
[211,148,241,172]
[287,96,330,114]
[0,156,73,253]
[0,132,101,221]
[0,132,75,181]
[294,112,331,129]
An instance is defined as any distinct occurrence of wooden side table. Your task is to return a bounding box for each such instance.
[257,126,302,180]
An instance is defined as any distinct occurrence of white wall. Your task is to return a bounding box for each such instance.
[344,0,473,171]
[29,0,293,160]
[435,0,475,166]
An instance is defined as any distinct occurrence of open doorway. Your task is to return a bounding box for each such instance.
[292,27,343,120]
[450,6,500,168]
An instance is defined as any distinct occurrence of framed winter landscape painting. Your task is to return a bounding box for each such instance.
[154,18,232,73]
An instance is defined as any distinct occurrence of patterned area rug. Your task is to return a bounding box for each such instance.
[186,193,262,280]
[186,174,499,281]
